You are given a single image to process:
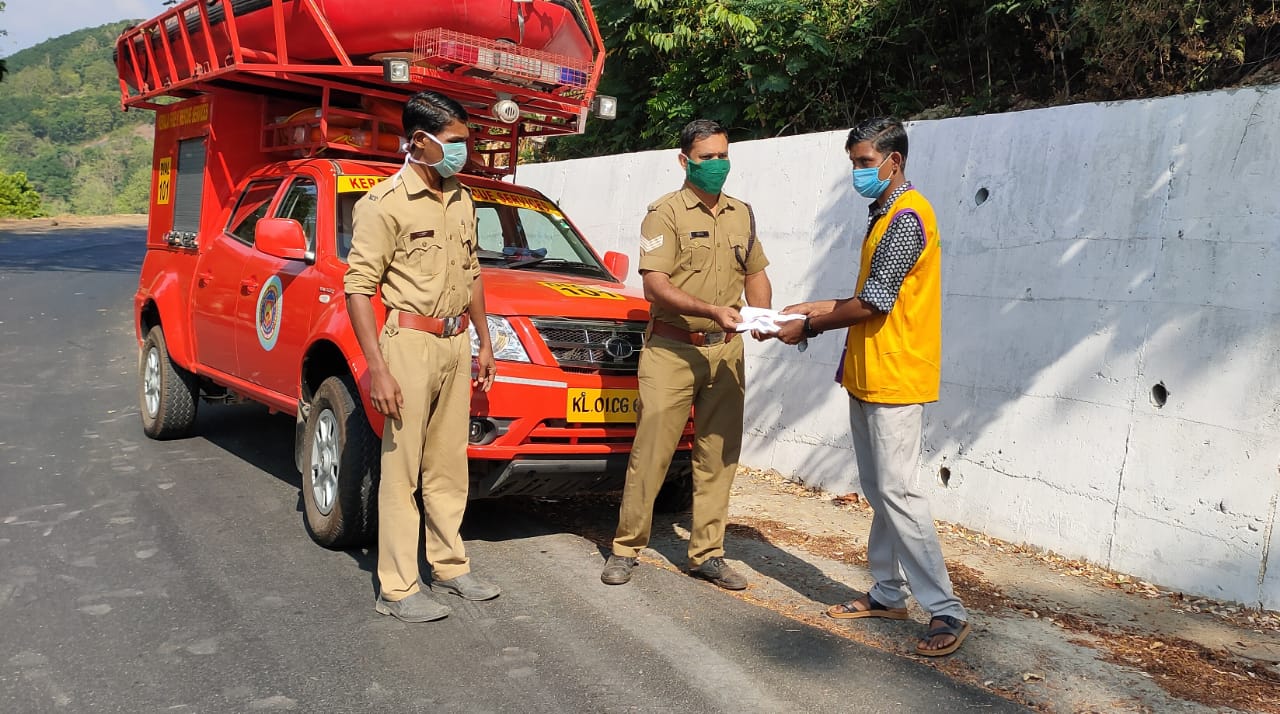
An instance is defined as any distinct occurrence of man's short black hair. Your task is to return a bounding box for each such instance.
[845,117,908,159]
[679,119,727,155]
[402,91,469,136]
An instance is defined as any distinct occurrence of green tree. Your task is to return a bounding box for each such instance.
[0,171,48,218]
[0,20,154,212]
[0,0,8,82]
[115,163,153,214]
[540,0,1280,161]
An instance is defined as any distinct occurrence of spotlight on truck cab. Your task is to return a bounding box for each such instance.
[382,57,411,83]
[591,94,617,120]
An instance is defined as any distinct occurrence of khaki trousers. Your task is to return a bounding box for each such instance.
[612,334,745,566]
[377,319,471,601]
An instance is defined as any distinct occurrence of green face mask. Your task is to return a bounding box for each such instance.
[685,157,730,194]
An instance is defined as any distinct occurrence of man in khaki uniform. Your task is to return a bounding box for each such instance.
[345,91,499,623]
[601,119,773,590]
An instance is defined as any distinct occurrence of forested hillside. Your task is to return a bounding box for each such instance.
[0,22,151,216]
[544,0,1280,159]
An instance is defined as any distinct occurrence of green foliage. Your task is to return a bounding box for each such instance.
[0,0,7,82]
[0,21,152,214]
[0,171,48,218]
[991,0,1280,97]
[540,0,1280,160]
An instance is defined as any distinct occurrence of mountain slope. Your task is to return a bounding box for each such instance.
[0,21,152,214]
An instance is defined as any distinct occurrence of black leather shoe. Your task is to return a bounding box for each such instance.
[600,555,638,585]
[690,557,748,590]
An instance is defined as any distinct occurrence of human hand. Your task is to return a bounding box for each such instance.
[369,367,404,421]
[781,302,814,316]
[473,345,496,393]
[775,319,807,346]
[711,306,743,332]
[751,329,774,341]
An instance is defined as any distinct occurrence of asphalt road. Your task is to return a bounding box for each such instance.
[0,223,1025,713]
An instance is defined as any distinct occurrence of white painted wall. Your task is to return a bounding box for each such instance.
[519,86,1280,610]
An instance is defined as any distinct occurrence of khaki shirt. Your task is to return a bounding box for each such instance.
[343,167,478,318]
[637,188,769,333]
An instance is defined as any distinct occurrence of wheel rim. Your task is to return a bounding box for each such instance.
[309,409,340,516]
[143,347,161,418]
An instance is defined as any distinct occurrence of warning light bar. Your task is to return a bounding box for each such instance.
[414,29,591,91]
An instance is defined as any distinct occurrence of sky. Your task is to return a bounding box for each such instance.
[1,0,152,56]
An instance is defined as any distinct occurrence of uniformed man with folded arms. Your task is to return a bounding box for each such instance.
[345,90,499,623]
[601,119,772,590]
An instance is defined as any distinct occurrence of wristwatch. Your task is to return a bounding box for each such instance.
[803,316,821,338]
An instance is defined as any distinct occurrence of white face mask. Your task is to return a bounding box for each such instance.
[404,131,468,178]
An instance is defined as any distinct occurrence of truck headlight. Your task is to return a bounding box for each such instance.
[469,316,530,363]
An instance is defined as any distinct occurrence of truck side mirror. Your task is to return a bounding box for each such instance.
[603,251,629,281]
[255,218,309,261]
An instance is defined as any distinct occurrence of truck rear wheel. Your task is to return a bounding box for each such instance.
[139,326,198,440]
[301,375,379,549]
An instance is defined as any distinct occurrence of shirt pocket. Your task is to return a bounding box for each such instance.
[679,233,712,272]
[458,236,477,276]
[402,230,446,275]
[727,233,753,273]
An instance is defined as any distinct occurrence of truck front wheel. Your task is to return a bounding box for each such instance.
[301,375,379,549]
[139,326,198,440]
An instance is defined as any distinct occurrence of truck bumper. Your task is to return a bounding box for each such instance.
[470,450,692,499]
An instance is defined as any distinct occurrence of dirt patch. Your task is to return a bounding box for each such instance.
[725,468,1280,712]
[727,517,866,563]
[935,519,1280,635]
[1049,612,1280,712]
[505,469,1280,712]
[0,215,148,234]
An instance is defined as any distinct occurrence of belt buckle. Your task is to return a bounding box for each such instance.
[442,316,460,336]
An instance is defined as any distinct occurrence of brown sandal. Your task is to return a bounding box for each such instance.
[914,615,971,657]
[825,594,909,620]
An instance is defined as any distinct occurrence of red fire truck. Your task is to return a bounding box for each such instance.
[117,0,692,548]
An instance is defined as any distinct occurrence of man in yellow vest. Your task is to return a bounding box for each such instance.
[775,117,969,657]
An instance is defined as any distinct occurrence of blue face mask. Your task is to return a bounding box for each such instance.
[409,131,468,179]
[851,155,892,199]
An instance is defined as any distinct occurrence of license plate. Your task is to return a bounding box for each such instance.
[566,388,640,423]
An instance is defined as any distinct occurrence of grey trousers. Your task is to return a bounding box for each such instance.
[849,397,967,622]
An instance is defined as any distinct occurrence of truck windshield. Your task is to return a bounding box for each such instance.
[337,188,612,281]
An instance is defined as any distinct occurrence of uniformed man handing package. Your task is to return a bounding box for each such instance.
[601,119,774,591]
[345,91,500,623]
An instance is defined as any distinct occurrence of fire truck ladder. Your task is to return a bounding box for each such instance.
[116,0,606,174]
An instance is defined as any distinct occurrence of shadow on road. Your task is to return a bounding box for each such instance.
[490,493,861,606]
[186,401,852,611]
[0,226,146,274]
[194,401,384,586]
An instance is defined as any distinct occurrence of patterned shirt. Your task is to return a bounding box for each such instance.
[857,182,925,314]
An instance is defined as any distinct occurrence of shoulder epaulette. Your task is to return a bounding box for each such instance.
[365,176,399,202]
[647,190,681,212]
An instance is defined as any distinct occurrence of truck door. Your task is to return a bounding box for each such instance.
[191,177,282,377]
[234,175,321,398]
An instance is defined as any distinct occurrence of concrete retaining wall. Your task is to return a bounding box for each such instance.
[518,86,1280,609]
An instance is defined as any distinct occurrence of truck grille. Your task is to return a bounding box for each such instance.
[530,318,646,374]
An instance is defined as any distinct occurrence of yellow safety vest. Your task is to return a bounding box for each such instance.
[840,188,942,404]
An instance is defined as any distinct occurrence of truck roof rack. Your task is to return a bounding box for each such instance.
[116,0,606,175]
